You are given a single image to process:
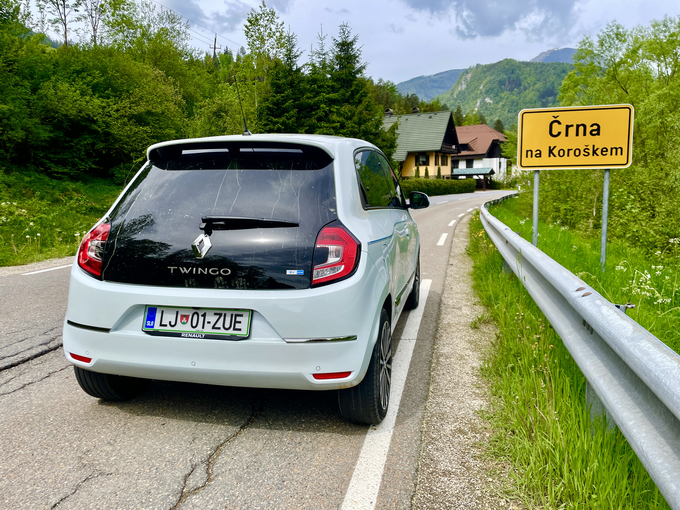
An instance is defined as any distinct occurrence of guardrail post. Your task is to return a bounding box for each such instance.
[586,381,616,433]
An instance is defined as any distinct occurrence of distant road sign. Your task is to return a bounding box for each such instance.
[517,104,634,170]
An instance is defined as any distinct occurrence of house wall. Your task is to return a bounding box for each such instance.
[451,156,508,180]
[401,153,418,178]
[481,157,508,180]
[401,151,451,178]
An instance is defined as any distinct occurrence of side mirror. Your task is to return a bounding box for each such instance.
[409,191,430,210]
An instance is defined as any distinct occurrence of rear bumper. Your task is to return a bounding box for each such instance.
[63,254,386,391]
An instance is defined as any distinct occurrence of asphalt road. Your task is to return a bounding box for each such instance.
[0,190,511,510]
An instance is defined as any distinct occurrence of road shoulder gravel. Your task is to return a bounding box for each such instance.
[411,214,523,510]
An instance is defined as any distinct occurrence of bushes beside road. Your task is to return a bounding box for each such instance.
[401,177,476,197]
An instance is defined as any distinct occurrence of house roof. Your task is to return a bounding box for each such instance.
[382,111,459,162]
[452,167,495,176]
[454,124,507,158]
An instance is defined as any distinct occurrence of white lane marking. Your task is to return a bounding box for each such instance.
[467,207,474,212]
[457,213,465,218]
[341,280,432,510]
[437,233,448,246]
[22,264,72,276]
[448,219,456,227]
[439,200,449,204]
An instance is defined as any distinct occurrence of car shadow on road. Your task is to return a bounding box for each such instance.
[96,379,366,435]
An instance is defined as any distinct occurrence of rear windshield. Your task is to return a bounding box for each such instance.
[109,143,337,227]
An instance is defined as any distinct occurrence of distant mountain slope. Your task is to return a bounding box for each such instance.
[395,69,464,101]
[530,48,576,63]
[436,59,573,128]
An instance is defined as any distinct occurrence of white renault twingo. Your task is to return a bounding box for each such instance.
[63,134,429,424]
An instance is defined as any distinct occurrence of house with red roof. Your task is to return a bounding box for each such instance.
[382,111,508,186]
[451,124,508,182]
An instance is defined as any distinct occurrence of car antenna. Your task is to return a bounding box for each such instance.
[233,75,252,136]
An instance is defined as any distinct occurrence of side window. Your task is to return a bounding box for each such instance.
[355,150,400,208]
[377,153,406,207]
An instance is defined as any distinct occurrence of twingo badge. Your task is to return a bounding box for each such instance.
[192,233,212,259]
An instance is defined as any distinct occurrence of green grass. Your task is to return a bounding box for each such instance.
[468,211,671,509]
[488,194,680,354]
[0,168,123,266]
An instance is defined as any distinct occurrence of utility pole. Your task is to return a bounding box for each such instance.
[210,34,221,60]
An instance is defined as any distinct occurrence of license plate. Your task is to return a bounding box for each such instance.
[143,306,252,340]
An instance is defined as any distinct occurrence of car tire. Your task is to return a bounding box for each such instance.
[73,366,150,401]
[403,255,420,310]
[338,308,392,425]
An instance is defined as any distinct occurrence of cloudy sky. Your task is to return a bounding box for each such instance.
[161,0,678,84]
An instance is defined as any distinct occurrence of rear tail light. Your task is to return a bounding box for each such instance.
[312,222,360,286]
[77,223,111,279]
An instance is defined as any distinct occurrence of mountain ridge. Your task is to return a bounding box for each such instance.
[395,68,465,102]
[394,48,576,128]
[395,47,576,104]
[436,59,573,128]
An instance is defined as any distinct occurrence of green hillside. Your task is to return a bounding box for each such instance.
[396,69,464,101]
[436,59,573,128]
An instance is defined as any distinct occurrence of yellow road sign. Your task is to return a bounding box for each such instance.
[517,104,634,170]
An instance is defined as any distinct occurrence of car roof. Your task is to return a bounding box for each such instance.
[146,134,378,161]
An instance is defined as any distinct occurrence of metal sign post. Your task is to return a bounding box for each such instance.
[533,170,540,246]
[601,169,610,271]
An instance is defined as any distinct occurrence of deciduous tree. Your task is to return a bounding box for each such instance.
[37,0,81,47]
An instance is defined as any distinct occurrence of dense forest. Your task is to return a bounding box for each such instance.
[0,0,449,184]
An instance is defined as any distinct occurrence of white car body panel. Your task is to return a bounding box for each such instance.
[63,134,420,392]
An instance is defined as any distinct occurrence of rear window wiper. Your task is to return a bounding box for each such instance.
[200,216,300,235]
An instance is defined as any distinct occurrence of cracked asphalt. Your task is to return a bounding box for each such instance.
[0,191,518,510]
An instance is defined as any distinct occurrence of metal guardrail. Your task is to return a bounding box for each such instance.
[480,196,680,509]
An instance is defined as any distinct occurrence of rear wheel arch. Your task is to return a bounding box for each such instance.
[382,294,392,328]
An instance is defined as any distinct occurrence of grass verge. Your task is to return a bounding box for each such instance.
[488,194,679,354]
[0,168,122,266]
[468,210,671,508]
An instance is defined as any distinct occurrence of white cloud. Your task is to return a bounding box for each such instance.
[401,0,579,40]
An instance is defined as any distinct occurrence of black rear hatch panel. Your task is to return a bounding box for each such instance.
[101,142,337,290]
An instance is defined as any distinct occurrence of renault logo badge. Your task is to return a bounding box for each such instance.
[192,233,212,259]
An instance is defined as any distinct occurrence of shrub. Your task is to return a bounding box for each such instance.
[401,177,476,197]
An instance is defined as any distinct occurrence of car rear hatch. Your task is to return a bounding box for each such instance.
[100,141,337,290]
